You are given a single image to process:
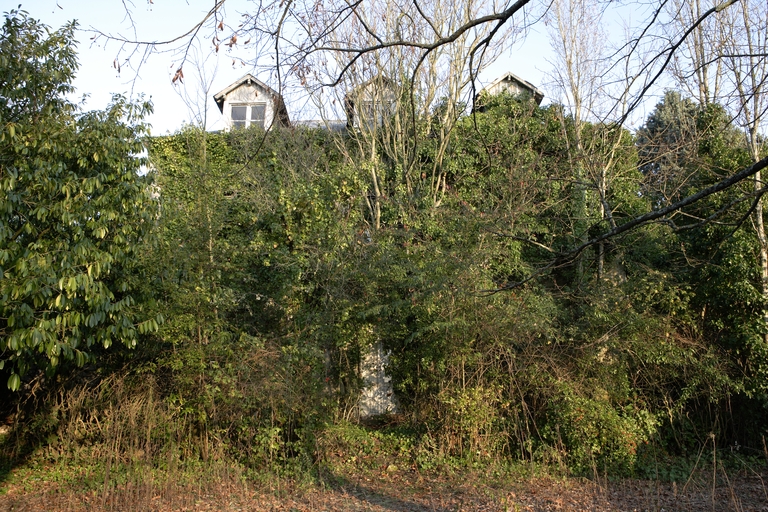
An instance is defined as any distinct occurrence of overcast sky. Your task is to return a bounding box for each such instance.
[8,0,555,135]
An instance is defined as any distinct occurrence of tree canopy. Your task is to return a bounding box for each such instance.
[0,11,160,390]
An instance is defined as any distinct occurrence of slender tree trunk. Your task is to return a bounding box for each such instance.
[724,0,768,342]
[754,171,768,342]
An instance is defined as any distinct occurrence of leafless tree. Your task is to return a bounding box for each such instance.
[172,39,220,130]
[661,0,768,333]
[666,0,725,105]
[93,0,768,289]
[545,0,642,280]
[720,0,768,337]
[301,0,520,228]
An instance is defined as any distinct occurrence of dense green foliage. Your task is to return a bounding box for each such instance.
[0,11,159,390]
[3,11,768,483]
[131,91,767,475]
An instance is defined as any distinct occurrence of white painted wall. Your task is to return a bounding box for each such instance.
[220,82,278,131]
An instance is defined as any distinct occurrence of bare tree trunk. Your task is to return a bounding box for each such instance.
[548,0,614,281]
[316,0,511,227]
[754,171,768,341]
[668,0,723,105]
[722,0,768,340]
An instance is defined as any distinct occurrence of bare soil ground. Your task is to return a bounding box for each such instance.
[1,466,766,511]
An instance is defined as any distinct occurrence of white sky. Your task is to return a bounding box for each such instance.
[6,1,577,135]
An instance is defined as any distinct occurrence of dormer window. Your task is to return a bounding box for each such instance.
[213,74,291,132]
[344,76,398,130]
[476,72,545,108]
[230,103,266,129]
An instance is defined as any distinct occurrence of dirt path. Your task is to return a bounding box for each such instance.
[1,468,767,511]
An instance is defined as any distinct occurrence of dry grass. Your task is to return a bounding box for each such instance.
[1,372,766,511]
[1,457,766,511]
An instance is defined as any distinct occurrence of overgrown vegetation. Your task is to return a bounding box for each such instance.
[2,10,768,499]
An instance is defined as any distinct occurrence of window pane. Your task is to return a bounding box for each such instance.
[251,104,266,128]
[361,102,377,128]
[231,106,247,129]
[231,105,247,121]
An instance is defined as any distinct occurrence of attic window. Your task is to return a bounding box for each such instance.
[251,104,265,127]
[231,105,247,129]
[355,100,387,129]
[230,103,266,129]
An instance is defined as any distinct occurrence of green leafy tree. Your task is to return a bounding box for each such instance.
[636,93,768,448]
[0,11,159,390]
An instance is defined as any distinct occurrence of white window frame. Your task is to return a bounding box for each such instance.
[229,103,267,129]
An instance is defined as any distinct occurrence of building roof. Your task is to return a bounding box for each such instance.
[344,75,395,95]
[480,72,545,105]
[212,74,282,113]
